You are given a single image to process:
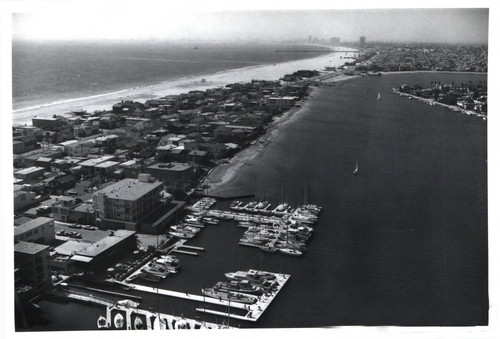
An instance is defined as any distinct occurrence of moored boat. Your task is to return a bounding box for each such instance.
[97,315,108,329]
[214,280,264,295]
[201,217,220,225]
[278,247,302,256]
[133,316,144,330]
[114,313,124,329]
[201,288,257,304]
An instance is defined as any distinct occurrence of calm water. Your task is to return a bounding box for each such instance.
[12,40,329,110]
[24,73,488,330]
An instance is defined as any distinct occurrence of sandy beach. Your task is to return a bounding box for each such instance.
[12,47,358,125]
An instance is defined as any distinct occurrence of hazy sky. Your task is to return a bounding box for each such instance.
[13,8,488,44]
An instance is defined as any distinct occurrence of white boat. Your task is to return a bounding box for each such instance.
[170,225,200,234]
[168,230,195,239]
[97,315,108,329]
[142,264,169,278]
[353,160,359,175]
[114,313,124,329]
[279,248,303,256]
[377,93,381,100]
[159,255,180,265]
[117,299,139,308]
[152,258,180,272]
[134,316,144,330]
[201,217,220,225]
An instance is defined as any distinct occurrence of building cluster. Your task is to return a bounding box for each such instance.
[12,79,310,311]
[351,43,487,73]
[398,80,488,113]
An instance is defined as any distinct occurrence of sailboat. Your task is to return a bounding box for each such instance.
[353,161,359,175]
[377,93,381,100]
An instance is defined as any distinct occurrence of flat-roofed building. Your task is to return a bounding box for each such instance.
[14,217,55,244]
[51,196,96,225]
[14,241,51,296]
[51,230,136,273]
[93,174,163,231]
[14,167,45,180]
[94,161,120,175]
[58,139,95,157]
[79,155,116,173]
[146,162,194,184]
[267,96,297,108]
[14,190,38,211]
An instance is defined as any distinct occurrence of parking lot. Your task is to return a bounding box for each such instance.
[54,221,109,243]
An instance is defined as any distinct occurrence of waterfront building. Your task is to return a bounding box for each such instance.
[267,96,297,109]
[14,217,55,244]
[51,229,137,273]
[146,162,195,184]
[93,174,163,231]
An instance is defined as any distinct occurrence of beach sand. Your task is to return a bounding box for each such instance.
[12,47,358,125]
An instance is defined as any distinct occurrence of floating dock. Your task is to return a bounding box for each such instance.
[117,270,290,323]
[197,271,291,322]
[180,245,205,251]
[171,249,198,256]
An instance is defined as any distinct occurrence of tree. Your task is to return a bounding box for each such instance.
[171,188,187,200]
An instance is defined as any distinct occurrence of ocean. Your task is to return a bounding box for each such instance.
[12,40,330,112]
[24,72,488,330]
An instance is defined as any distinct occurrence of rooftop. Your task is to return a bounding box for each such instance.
[96,178,162,201]
[79,155,115,167]
[15,167,45,175]
[54,241,90,256]
[76,229,136,258]
[14,217,53,237]
[148,162,193,172]
[94,161,120,169]
[14,241,49,255]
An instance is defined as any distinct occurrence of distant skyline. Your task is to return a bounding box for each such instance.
[13,8,488,44]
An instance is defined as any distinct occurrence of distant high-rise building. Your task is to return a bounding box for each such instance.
[360,36,366,47]
[308,35,312,44]
[330,37,340,45]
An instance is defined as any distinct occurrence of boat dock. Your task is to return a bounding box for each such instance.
[127,284,250,309]
[171,249,198,256]
[117,269,290,322]
[197,271,291,322]
[180,245,205,251]
[205,209,284,224]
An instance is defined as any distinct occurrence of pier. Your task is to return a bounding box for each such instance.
[117,270,290,323]
[171,249,199,256]
[180,245,205,251]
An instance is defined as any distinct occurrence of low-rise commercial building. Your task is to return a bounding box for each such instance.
[14,217,55,244]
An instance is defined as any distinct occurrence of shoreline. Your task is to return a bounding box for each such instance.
[12,47,358,126]
[204,86,320,196]
[392,89,487,119]
[204,70,488,195]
